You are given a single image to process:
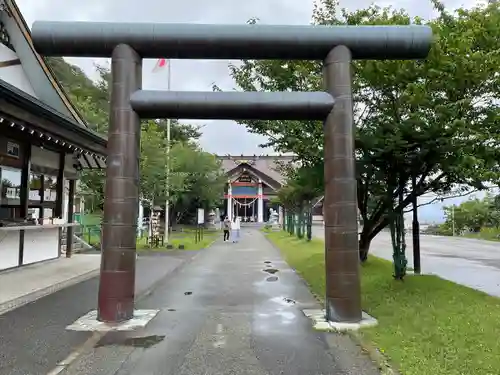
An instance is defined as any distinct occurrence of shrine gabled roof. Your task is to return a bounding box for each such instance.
[227,164,280,190]
[218,154,295,186]
[1,0,90,127]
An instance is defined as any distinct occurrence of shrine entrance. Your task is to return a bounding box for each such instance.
[234,198,257,222]
[32,20,432,324]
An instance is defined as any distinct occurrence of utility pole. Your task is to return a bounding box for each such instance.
[165,60,172,243]
[411,174,421,274]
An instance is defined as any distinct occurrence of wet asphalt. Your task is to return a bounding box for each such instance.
[59,229,379,375]
[313,226,500,297]
[0,251,196,375]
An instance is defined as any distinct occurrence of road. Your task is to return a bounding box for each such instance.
[313,226,500,297]
[59,229,379,375]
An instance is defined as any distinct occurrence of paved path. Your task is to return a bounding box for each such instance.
[59,229,378,375]
[313,226,500,297]
[0,251,197,375]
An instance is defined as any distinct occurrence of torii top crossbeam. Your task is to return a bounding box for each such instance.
[31,21,432,60]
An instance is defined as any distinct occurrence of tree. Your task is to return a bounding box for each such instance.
[48,60,204,211]
[138,122,225,224]
[441,195,497,234]
[140,121,169,205]
[168,142,226,224]
[276,164,322,240]
[225,0,500,261]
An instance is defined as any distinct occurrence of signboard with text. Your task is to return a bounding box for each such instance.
[238,173,252,183]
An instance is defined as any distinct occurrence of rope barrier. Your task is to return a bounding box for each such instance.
[233,197,258,207]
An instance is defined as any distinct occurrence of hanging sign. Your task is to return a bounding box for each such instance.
[238,173,252,183]
[7,141,20,158]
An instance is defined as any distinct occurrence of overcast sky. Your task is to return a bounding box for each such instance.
[16,0,485,221]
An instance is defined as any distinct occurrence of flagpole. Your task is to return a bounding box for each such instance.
[165,59,171,243]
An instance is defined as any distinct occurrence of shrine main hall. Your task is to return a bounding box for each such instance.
[218,154,293,223]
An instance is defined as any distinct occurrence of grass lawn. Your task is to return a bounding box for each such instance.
[265,230,500,375]
[137,229,220,251]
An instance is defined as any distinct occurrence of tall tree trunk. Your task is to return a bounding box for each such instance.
[297,204,304,239]
[391,177,407,280]
[306,206,312,241]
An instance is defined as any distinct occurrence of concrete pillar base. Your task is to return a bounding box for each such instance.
[66,309,159,332]
[303,309,378,332]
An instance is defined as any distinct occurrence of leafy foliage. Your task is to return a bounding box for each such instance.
[47,58,223,223]
[440,194,500,234]
[227,0,500,260]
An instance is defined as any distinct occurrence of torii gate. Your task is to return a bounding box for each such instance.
[31,21,432,324]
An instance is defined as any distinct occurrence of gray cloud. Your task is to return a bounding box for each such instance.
[18,0,476,156]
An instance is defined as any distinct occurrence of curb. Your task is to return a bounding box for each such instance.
[0,268,100,316]
[2,236,220,318]
[0,240,214,318]
[345,331,400,375]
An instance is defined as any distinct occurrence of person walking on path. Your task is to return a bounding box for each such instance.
[223,216,231,241]
[231,216,241,243]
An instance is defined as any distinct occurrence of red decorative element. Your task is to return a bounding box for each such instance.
[152,58,167,72]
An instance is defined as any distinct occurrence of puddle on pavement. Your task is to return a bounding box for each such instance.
[263,268,279,274]
[184,291,193,295]
[282,297,296,305]
[95,334,165,348]
[266,276,278,282]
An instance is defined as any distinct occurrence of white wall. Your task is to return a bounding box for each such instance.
[0,231,21,270]
[0,228,60,271]
[0,44,37,97]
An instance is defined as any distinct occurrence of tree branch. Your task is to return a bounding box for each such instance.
[403,188,487,213]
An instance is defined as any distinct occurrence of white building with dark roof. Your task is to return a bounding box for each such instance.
[218,154,294,222]
[0,0,107,271]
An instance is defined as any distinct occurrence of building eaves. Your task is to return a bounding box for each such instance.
[0,78,106,155]
[6,0,88,128]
